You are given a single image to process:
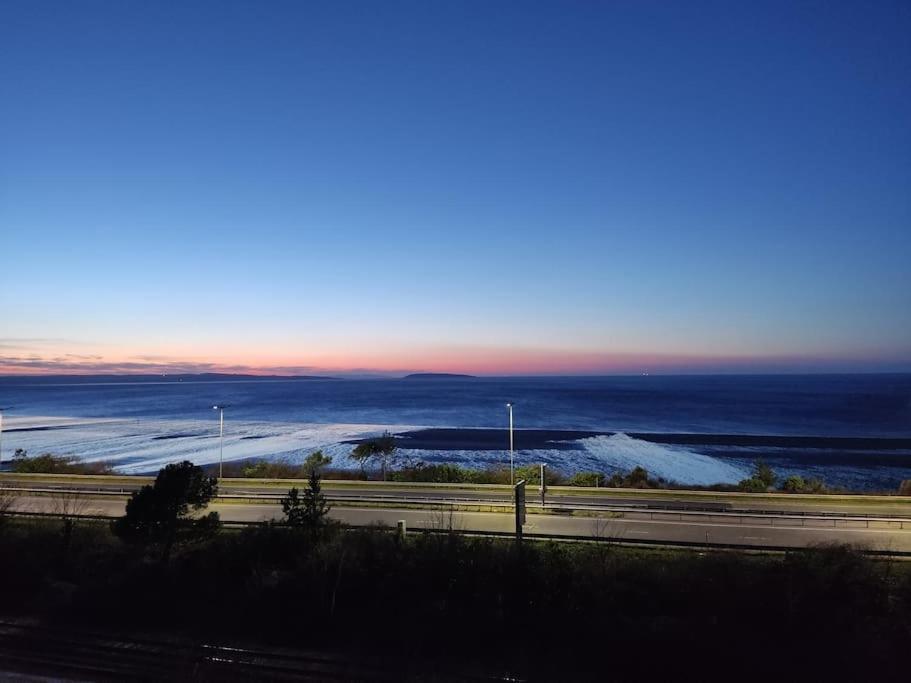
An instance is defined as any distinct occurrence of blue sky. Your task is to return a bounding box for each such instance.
[1,0,909,375]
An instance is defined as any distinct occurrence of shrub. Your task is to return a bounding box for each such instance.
[9,450,113,475]
[222,452,334,479]
[738,477,768,493]
[781,475,829,494]
[738,460,777,492]
[781,475,807,493]
[391,463,473,483]
[511,464,564,486]
[602,467,663,489]
[568,471,603,487]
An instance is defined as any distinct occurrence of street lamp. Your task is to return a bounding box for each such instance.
[506,402,514,485]
[212,405,226,479]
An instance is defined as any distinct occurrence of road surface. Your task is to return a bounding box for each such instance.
[7,494,911,552]
[3,473,911,516]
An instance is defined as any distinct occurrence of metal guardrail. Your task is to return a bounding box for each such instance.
[7,511,909,558]
[5,487,911,531]
[3,471,911,503]
[413,527,911,557]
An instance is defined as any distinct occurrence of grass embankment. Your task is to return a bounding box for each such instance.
[7,451,910,499]
[228,458,911,497]
[0,514,909,678]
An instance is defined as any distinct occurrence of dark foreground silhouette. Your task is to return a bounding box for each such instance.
[0,513,909,680]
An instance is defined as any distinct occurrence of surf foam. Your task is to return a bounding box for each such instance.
[578,433,749,485]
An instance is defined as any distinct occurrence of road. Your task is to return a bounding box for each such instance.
[3,473,911,516]
[7,494,911,552]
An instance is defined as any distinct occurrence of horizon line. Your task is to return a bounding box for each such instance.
[2,370,910,380]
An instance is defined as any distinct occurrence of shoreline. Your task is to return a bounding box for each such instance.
[367,428,911,452]
[2,418,909,489]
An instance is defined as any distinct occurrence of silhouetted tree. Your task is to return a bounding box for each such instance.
[349,431,397,480]
[112,460,219,561]
[281,468,331,536]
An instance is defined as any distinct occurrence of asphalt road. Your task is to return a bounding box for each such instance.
[8,495,911,552]
[3,474,911,517]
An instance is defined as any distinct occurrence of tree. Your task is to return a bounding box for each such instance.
[280,468,331,536]
[303,450,332,474]
[626,466,650,488]
[349,432,397,480]
[738,459,777,493]
[753,460,776,488]
[112,461,219,561]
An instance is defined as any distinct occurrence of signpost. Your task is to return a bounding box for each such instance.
[514,479,526,543]
[540,463,547,508]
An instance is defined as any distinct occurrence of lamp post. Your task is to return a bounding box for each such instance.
[212,405,226,479]
[506,402,514,485]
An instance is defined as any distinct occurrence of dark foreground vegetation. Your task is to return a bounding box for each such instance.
[0,471,909,679]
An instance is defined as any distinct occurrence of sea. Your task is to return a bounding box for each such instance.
[1,374,910,491]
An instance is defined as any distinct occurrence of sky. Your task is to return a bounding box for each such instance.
[1,0,909,376]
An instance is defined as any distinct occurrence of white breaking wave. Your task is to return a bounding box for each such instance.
[0,415,421,474]
[2,416,746,484]
[578,433,748,485]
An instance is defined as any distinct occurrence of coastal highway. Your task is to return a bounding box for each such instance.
[3,472,911,517]
[5,493,911,552]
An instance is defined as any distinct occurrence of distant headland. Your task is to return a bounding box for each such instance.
[0,373,337,383]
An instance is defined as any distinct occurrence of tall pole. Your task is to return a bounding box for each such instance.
[219,408,224,479]
[213,405,225,479]
[540,462,547,507]
[507,403,514,486]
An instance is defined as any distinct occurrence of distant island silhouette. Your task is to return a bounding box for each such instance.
[403,373,477,380]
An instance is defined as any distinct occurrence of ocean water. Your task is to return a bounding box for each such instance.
[1,374,910,490]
